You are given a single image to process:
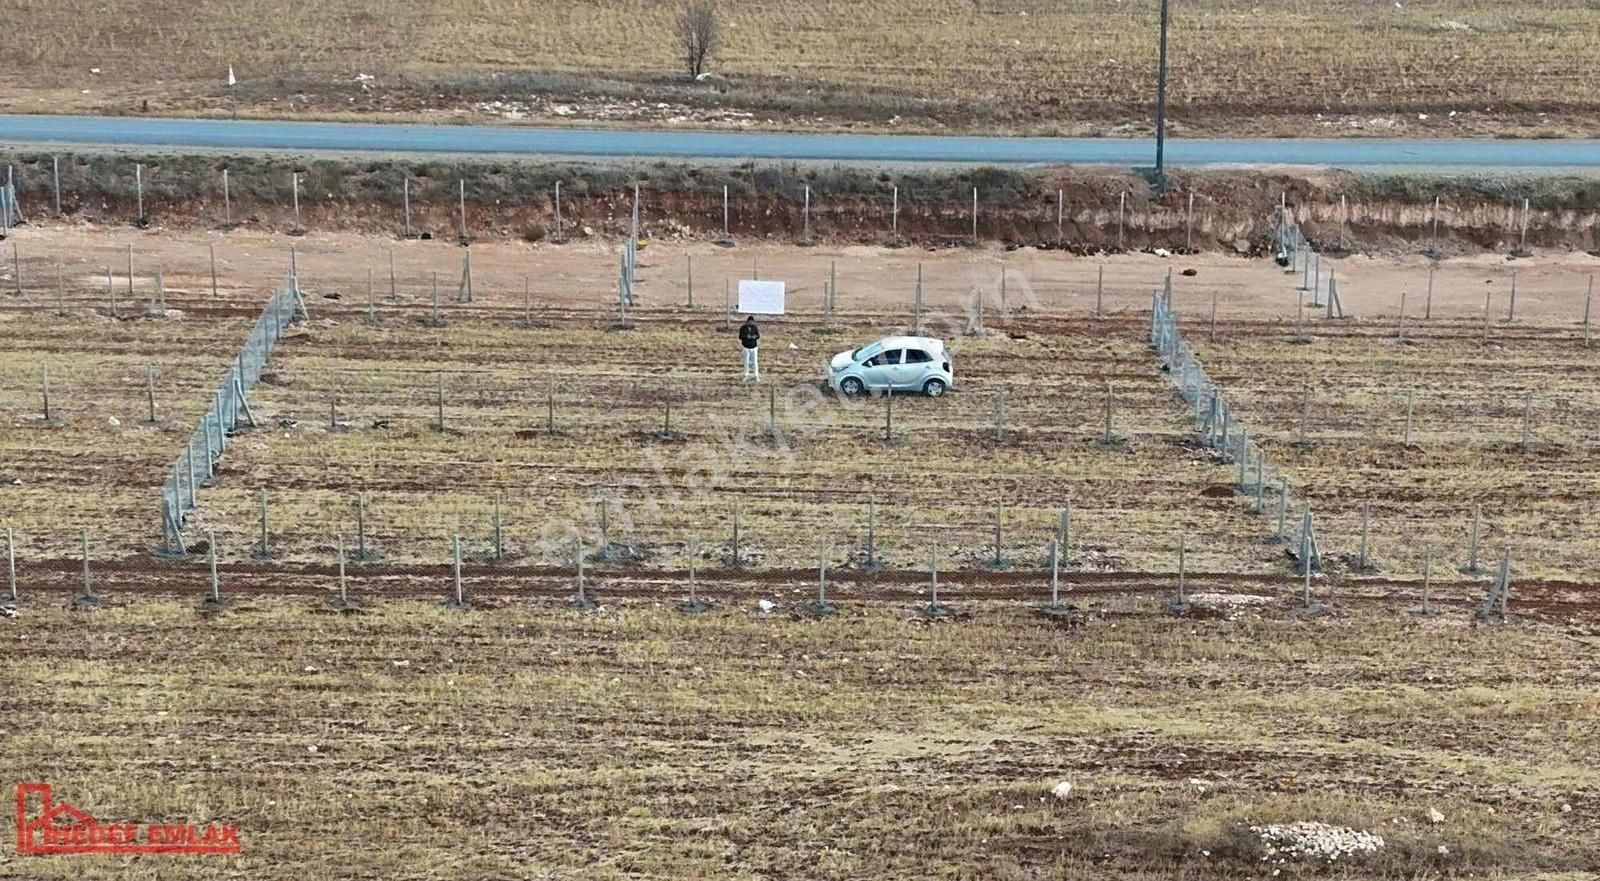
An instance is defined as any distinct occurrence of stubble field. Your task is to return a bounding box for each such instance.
[3,598,1598,880]
[4,225,1600,878]
[2,0,1598,136]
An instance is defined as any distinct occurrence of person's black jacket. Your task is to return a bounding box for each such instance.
[739,321,760,349]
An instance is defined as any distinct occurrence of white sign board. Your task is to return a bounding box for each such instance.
[737,280,786,315]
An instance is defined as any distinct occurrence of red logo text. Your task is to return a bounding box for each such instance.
[15,783,241,856]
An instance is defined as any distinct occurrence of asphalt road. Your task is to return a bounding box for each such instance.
[3,114,1599,169]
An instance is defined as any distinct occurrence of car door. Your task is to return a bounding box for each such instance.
[882,349,921,389]
[860,348,900,390]
[899,347,935,388]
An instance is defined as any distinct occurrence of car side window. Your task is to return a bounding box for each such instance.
[903,349,933,364]
[863,354,882,367]
[884,350,904,365]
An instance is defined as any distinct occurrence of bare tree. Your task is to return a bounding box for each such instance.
[677,2,718,80]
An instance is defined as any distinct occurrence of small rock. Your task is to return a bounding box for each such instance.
[391,659,410,668]
[1232,239,1251,254]
[1428,808,1445,824]
[1181,268,1198,277]
[1561,803,1572,813]
[107,416,121,427]
[1051,780,1073,800]
[307,744,318,754]
[1437,844,1450,855]
[757,599,776,614]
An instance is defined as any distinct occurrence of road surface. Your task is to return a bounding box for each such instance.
[3,114,1599,169]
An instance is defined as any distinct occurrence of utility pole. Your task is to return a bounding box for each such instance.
[1153,0,1171,187]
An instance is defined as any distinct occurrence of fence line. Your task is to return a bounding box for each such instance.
[1151,287,1301,552]
[158,276,304,554]
[1,181,21,231]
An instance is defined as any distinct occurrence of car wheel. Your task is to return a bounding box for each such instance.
[922,378,947,398]
[840,377,866,397]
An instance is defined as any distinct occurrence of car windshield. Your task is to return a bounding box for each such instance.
[851,343,883,362]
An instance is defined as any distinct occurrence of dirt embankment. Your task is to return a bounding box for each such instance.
[2,151,1597,255]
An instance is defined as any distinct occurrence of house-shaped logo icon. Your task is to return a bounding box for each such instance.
[16,783,241,856]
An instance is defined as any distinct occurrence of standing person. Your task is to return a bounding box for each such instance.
[738,315,761,381]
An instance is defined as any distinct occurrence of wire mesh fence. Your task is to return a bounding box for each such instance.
[1151,286,1303,554]
[158,276,303,553]
[0,181,21,232]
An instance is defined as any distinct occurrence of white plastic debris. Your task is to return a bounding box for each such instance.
[1153,248,1172,258]
[757,599,777,614]
[227,65,236,87]
[1427,808,1445,824]
[89,67,101,75]
[1051,780,1073,800]
[107,416,120,427]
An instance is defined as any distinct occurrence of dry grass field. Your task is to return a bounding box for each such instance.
[2,598,1597,880]
[1199,321,1600,583]
[2,0,1598,136]
[194,314,1263,576]
[0,306,251,559]
[6,224,1600,876]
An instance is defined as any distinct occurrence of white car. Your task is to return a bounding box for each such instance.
[827,336,954,397]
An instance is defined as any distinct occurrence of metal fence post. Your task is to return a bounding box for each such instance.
[208,532,221,603]
[79,529,96,603]
[1116,192,1125,250]
[1102,382,1115,444]
[553,180,562,240]
[1403,388,1415,447]
[5,527,15,603]
[1095,265,1104,318]
[493,492,504,561]
[1056,188,1064,244]
[402,176,412,237]
[803,185,811,242]
[1185,191,1194,251]
[40,366,52,423]
[256,488,269,558]
[436,372,446,431]
[971,187,978,243]
[337,535,350,607]
[1048,539,1061,607]
[1467,504,1482,574]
